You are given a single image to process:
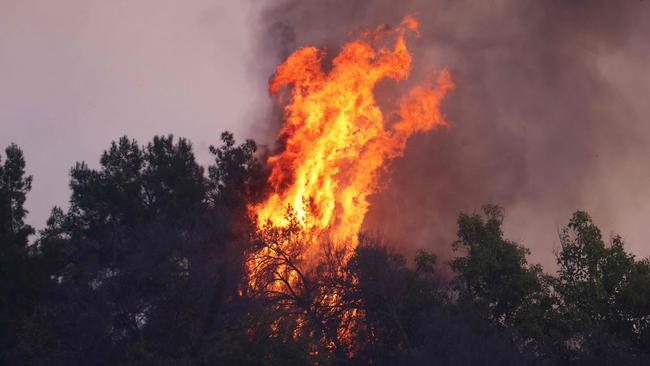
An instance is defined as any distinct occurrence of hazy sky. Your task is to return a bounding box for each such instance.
[0,0,268,228]
[2,1,650,268]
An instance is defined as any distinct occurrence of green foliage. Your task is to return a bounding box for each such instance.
[450,204,548,332]
[555,211,650,360]
[448,206,650,364]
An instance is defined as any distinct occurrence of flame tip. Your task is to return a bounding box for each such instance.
[252,15,452,288]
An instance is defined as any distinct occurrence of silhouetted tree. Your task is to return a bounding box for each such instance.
[0,143,41,363]
[345,239,441,363]
[450,205,552,335]
[554,211,650,364]
[7,132,650,366]
[20,135,250,365]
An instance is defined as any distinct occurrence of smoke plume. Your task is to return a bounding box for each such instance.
[249,0,650,267]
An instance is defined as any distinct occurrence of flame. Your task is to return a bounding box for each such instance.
[252,16,453,259]
[246,16,453,356]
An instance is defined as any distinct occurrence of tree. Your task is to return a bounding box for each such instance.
[245,210,350,365]
[19,133,289,366]
[209,131,265,209]
[0,143,34,246]
[555,211,650,362]
[451,205,546,325]
[346,239,442,364]
[0,144,47,363]
[21,136,216,364]
[449,204,557,354]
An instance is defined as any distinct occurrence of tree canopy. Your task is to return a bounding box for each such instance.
[1,136,649,365]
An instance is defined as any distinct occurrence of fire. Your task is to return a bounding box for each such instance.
[252,15,453,262]
[245,16,454,356]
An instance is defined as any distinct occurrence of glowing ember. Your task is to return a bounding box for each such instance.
[252,15,454,262]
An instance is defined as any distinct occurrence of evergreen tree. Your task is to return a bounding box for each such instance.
[0,144,39,362]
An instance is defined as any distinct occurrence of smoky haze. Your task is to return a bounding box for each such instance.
[0,1,266,230]
[251,0,650,268]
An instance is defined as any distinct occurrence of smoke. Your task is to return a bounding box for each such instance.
[250,0,650,267]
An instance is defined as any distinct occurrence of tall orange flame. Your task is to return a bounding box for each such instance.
[253,16,454,260]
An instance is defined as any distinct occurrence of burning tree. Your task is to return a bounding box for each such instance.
[250,15,454,259]
[243,15,454,361]
[246,209,358,360]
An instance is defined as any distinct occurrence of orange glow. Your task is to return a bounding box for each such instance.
[251,16,454,262]
[245,16,454,356]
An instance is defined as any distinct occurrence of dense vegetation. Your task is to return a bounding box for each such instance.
[1,134,649,365]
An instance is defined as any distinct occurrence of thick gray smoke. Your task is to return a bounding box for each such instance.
[249,0,650,267]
